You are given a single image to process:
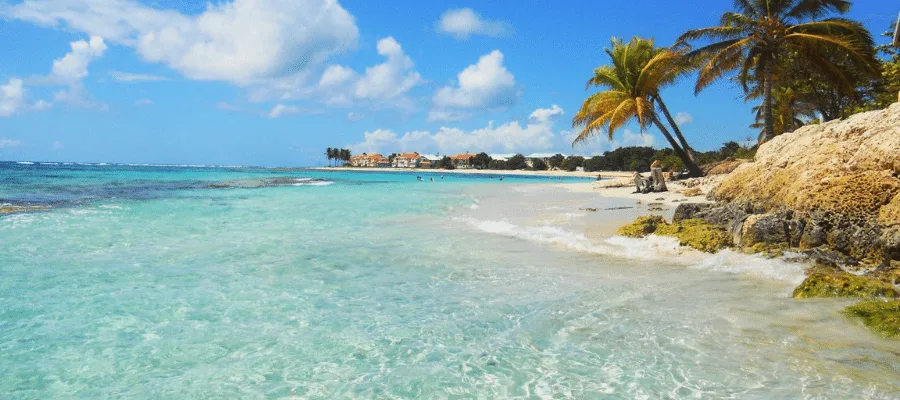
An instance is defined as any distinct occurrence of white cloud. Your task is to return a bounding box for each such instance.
[347,112,365,121]
[529,105,563,123]
[268,104,305,118]
[351,106,562,155]
[436,8,511,39]
[44,36,108,109]
[296,37,422,107]
[49,36,107,83]
[430,50,516,121]
[110,71,168,82]
[0,138,23,149]
[135,98,153,106]
[352,37,422,102]
[5,0,359,84]
[0,79,26,117]
[675,112,693,126]
[52,140,64,150]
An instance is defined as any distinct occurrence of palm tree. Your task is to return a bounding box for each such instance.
[573,37,704,177]
[325,147,334,167]
[676,0,877,141]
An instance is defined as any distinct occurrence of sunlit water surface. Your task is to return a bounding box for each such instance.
[1,163,898,399]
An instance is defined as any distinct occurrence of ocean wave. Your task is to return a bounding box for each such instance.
[293,180,333,186]
[16,161,34,165]
[465,218,807,283]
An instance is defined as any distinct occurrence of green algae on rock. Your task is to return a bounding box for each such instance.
[793,267,900,299]
[844,300,900,339]
[617,216,732,253]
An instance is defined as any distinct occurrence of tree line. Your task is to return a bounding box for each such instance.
[325,148,351,167]
[574,0,899,178]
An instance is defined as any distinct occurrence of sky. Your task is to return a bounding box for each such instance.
[0,0,897,166]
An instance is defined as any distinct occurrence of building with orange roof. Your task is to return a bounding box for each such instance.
[392,152,422,168]
[350,153,389,167]
[449,153,476,169]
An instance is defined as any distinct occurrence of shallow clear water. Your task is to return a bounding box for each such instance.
[1,163,898,399]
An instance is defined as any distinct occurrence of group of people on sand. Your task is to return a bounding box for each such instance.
[632,160,669,194]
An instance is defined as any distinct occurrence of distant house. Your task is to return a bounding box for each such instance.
[419,154,440,168]
[450,153,476,169]
[350,153,389,167]
[392,152,421,168]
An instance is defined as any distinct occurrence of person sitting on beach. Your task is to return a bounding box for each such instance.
[633,171,650,193]
[649,160,667,192]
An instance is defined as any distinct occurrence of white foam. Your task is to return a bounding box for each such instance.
[293,181,333,186]
[16,161,34,165]
[466,218,808,283]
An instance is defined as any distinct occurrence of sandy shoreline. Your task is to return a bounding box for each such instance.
[311,166,634,179]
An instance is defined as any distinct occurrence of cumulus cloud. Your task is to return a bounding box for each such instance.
[300,37,423,107]
[44,36,108,109]
[430,50,516,121]
[351,106,563,155]
[49,36,107,83]
[675,112,693,126]
[4,0,359,84]
[110,71,168,82]
[352,37,422,102]
[0,138,23,149]
[0,79,27,117]
[529,105,563,123]
[436,8,511,39]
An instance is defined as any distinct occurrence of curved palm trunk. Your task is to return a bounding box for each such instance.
[762,61,775,142]
[653,94,695,162]
[652,116,704,178]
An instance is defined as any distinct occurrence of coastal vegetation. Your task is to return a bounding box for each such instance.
[573,37,704,177]
[676,0,878,141]
[325,148,351,167]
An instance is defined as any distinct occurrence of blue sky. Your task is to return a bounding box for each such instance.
[0,0,897,166]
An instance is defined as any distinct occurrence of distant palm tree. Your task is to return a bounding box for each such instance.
[573,37,703,177]
[676,0,877,141]
[325,147,334,167]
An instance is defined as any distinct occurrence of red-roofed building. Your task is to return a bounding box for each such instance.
[450,153,476,169]
[392,152,422,168]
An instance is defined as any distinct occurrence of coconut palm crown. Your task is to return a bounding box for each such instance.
[573,37,703,177]
[675,0,877,141]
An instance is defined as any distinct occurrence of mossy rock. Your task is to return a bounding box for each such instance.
[793,268,900,299]
[744,242,790,258]
[844,300,900,339]
[616,216,667,238]
[617,217,732,253]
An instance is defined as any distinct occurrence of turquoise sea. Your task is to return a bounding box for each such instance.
[2,162,899,399]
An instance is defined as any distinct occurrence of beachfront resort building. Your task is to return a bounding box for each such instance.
[350,153,390,168]
[392,152,422,168]
[419,154,440,168]
[450,154,476,169]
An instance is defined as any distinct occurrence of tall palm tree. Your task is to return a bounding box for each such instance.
[573,37,704,177]
[325,147,334,167]
[676,0,877,141]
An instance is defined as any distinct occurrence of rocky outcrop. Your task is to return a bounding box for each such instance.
[844,300,900,339]
[701,103,900,269]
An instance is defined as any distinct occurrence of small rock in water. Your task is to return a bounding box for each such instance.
[605,206,633,211]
